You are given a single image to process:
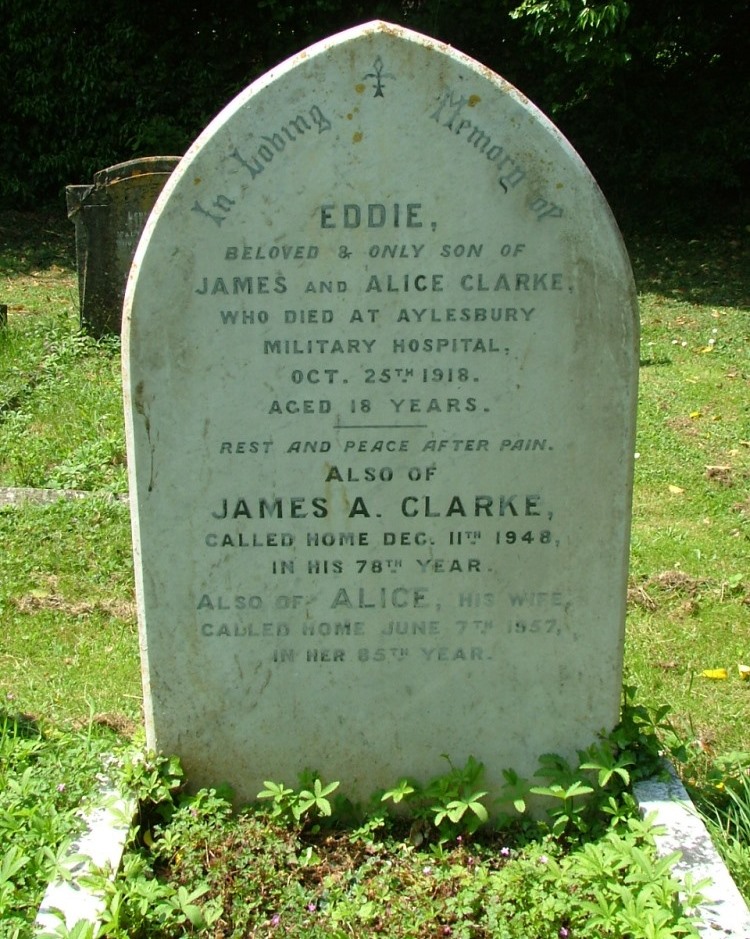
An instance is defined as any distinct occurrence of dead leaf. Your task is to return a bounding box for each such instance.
[627,585,657,611]
[651,571,704,595]
[668,484,685,495]
[706,465,733,486]
[701,668,728,680]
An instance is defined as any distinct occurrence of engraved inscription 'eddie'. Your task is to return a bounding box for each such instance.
[123,21,638,808]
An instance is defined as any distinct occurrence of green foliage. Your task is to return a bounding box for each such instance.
[0,0,390,206]
[374,690,683,845]
[1,1,748,224]
[379,754,491,841]
[530,757,596,837]
[510,0,632,66]
[380,777,415,804]
[568,818,706,938]
[257,772,340,825]
[0,712,126,934]
[84,697,685,936]
[120,751,184,810]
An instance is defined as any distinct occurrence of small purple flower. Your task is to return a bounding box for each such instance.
[559,928,570,938]
[57,783,66,793]
[539,854,549,864]
[422,865,433,875]
[271,914,280,927]
[500,846,511,857]
[307,902,316,913]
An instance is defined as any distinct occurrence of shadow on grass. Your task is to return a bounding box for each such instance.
[1,210,747,310]
[626,227,750,310]
[0,208,75,276]
[1,707,42,738]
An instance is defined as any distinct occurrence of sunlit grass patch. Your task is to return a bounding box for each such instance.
[0,498,139,724]
[0,311,126,491]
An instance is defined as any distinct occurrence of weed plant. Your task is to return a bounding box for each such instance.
[0,711,124,937]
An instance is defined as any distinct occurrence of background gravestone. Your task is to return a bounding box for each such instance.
[67,157,180,336]
[124,22,638,807]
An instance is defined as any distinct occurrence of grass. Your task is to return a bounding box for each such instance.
[625,230,750,760]
[0,497,139,725]
[701,752,750,902]
[0,303,125,494]
[0,209,749,935]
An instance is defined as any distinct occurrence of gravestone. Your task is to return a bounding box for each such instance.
[123,21,638,808]
[67,157,180,336]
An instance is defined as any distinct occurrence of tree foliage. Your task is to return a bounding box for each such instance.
[1,0,748,225]
[510,0,632,63]
[507,0,750,219]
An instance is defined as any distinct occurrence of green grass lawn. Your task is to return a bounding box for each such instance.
[0,210,748,936]
[626,230,750,761]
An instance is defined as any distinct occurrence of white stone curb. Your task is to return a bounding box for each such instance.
[634,761,750,937]
[0,487,128,507]
[34,763,137,937]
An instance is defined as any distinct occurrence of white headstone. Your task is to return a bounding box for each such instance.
[123,21,638,807]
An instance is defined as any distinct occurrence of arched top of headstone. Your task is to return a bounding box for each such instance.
[124,20,637,808]
[94,157,182,188]
[129,19,632,285]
